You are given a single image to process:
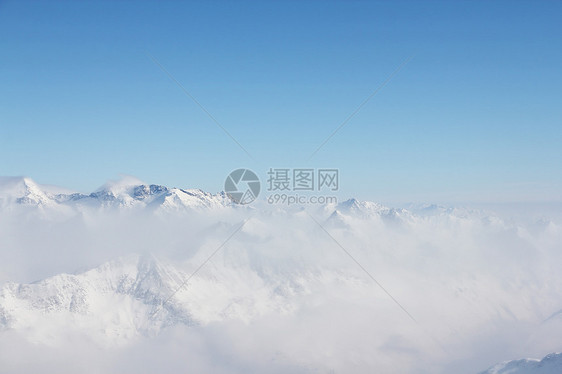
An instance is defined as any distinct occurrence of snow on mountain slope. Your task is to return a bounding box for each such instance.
[0,176,231,212]
[159,188,231,210]
[0,254,183,345]
[480,353,562,374]
[0,250,320,346]
[336,198,391,217]
[0,252,278,345]
[0,176,53,206]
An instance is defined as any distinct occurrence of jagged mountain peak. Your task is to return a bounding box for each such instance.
[95,175,147,195]
[326,209,351,228]
[0,254,189,342]
[337,198,386,213]
[88,182,170,204]
[0,176,51,206]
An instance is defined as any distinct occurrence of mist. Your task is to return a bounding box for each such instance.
[1,200,561,373]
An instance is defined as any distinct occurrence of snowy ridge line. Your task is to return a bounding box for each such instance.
[0,176,489,219]
[0,176,232,211]
[480,352,562,374]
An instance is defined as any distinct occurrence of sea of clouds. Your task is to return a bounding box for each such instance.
[0,198,561,374]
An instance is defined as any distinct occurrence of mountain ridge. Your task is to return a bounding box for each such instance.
[480,353,562,374]
[0,176,232,211]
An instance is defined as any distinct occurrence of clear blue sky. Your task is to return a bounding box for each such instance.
[1,0,561,202]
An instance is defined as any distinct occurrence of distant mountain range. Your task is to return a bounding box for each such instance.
[0,176,231,211]
[0,176,486,221]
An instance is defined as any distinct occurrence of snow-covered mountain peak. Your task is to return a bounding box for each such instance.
[333,198,409,222]
[326,209,352,228]
[88,183,171,206]
[480,353,562,374]
[337,198,386,214]
[0,176,52,206]
[161,188,231,210]
[95,175,147,195]
[89,176,155,204]
[93,180,233,210]
[0,254,190,343]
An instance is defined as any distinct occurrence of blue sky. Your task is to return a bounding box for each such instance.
[1,0,561,202]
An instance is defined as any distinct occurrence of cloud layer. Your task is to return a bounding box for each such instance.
[0,180,561,373]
